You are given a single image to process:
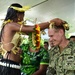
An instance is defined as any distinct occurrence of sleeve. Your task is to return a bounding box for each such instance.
[40,47,49,65]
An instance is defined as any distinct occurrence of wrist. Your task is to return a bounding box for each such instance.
[48,21,50,24]
[47,21,50,28]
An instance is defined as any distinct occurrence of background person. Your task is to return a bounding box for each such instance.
[20,33,49,75]
[70,35,75,42]
[44,41,49,51]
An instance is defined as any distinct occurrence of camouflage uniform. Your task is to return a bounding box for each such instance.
[46,67,56,75]
[49,41,75,75]
[46,48,56,75]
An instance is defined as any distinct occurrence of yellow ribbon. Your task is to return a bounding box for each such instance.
[10,6,30,12]
[3,19,13,25]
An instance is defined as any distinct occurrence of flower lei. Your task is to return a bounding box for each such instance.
[35,24,40,49]
[29,24,40,50]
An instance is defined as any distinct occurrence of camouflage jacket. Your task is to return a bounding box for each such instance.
[49,41,75,75]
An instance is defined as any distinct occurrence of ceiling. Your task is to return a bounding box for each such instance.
[0,0,75,38]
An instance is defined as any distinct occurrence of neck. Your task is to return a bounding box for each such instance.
[59,38,69,53]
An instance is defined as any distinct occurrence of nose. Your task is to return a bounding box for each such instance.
[49,37,53,42]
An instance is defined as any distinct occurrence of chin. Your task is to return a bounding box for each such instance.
[54,43,58,46]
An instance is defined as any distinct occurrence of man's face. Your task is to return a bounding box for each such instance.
[17,13,24,22]
[48,28,63,46]
[49,41,54,48]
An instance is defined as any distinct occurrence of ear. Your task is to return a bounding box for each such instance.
[59,29,64,36]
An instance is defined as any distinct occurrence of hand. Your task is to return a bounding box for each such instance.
[50,18,65,26]
[16,47,23,55]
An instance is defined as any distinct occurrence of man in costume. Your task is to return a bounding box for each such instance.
[0,3,50,75]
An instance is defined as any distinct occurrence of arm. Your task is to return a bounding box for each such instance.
[8,22,50,34]
[39,22,50,30]
[32,65,48,75]
[23,22,49,30]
